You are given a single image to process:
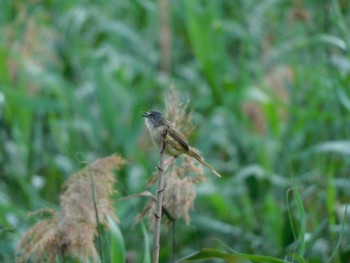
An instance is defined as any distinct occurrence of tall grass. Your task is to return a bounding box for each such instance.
[0,0,349,262]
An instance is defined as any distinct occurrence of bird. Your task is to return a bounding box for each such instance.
[142,110,221,177]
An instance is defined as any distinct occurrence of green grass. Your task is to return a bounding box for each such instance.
[1,0,350,262]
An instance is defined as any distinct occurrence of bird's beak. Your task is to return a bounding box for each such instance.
[141,111,149,118]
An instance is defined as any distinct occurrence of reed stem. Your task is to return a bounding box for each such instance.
[152,135,167,263]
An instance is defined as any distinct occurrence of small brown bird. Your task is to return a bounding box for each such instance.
[142,110,221,177]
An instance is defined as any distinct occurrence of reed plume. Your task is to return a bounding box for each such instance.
[16,154,125,263]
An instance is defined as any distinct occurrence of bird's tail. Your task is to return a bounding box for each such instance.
[188,147,222,178]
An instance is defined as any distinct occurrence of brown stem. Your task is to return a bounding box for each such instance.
[152,135,167,263]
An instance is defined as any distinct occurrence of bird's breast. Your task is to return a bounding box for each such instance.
[146,121,166,149]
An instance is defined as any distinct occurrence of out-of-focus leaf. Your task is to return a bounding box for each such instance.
[177,248,291,263]
[291,179,306,256]
[337,88,350,111]
[142,223,151,263]
[176,248,238,262]
[268,34,347,61]
[107,216,126,263]
[311,141,350,156]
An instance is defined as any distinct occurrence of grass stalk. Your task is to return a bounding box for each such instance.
[88,165,105,263]
[152,134,167,263]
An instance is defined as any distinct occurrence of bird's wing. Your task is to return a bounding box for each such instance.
[166,124,189,151]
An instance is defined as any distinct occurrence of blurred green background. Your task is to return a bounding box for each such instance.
[1,0,350,262]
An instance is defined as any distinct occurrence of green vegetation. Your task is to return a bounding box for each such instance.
[1,0,350,262]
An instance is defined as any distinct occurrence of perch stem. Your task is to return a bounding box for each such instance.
[152,134,167,263]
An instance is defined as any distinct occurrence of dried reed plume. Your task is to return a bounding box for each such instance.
[16,154,126,263]
[165,88,195,138]
[161,155,205,224]
[137,88,205,228]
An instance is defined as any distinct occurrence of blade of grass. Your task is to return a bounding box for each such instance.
[184,0,227,104]
[176,248,291,263]
[142,223,151,263]
[327,205,348,263]
[107,216,126,263]
[86,157,104,263]
[331,0,350,50]
[287,177,306,257]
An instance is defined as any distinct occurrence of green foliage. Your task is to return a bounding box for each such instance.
[177,248,295,263]
[0,0,350,262]
[107,216,126,263]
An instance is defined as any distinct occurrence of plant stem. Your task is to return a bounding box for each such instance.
[89,165,104,263]
[152,136,167,263]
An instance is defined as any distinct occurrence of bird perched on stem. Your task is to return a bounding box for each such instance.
[142,110,221,177]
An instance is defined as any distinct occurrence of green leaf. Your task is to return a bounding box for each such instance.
[176,248,238,262]
[291,180,306,256]
[337,88,350,112]
[176,248,291,263]
[142,223,151,263]
[236,252,291,263]
[107,216,126,263]
[312,141,350,156]
[268,34,347,61]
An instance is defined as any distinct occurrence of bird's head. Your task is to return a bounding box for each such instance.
[141,110,166,128]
